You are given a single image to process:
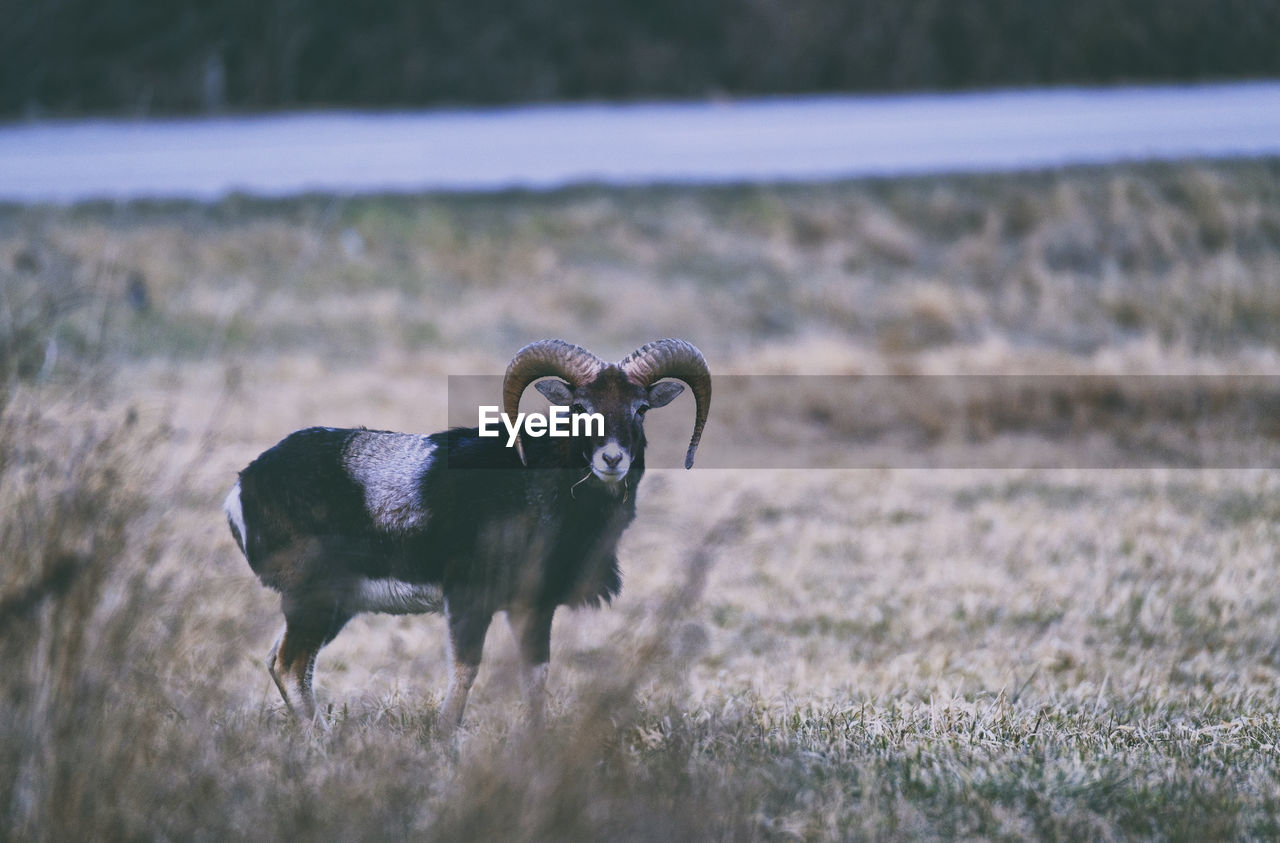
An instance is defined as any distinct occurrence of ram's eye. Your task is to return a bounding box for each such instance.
[636,405,649,416]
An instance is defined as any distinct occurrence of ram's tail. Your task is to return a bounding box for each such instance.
[223,479,248,557]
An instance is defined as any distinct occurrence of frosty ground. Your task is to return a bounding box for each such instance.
[4,160,1280,839]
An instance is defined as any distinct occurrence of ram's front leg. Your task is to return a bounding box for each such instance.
[508,605,555,726]
[440,595,491,731]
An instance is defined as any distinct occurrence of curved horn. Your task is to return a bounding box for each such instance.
[502,340,606,464]
[619,339,712,469]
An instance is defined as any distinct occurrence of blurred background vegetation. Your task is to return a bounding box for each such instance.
[6,0,1280,118]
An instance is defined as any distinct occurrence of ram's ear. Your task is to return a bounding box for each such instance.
[534,379,575,405]
[646,381,685,409]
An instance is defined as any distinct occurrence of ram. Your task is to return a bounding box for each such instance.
[224,339,711,727]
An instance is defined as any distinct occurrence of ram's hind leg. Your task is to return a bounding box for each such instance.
[265,624,291,708]
[268,601,351,722]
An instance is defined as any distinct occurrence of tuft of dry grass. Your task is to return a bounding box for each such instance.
[3,160,1280,840]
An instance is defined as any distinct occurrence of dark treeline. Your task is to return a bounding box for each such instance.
[6,0,1279,117]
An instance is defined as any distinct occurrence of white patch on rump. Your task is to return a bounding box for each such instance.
[223,480,247,552]
[342,433,434,533]
[350,578,444,615]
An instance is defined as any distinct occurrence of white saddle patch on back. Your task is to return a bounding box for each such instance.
[351,578,444,615]
[342,433,434,533]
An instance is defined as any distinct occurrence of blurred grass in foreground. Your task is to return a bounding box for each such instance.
[2,161,1280,839]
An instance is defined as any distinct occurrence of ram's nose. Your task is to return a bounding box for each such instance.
[593,443,630,481]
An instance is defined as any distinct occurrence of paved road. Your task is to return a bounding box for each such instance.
[2,82,1278,202]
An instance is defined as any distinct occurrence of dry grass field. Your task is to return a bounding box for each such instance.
[4,160,1280,840]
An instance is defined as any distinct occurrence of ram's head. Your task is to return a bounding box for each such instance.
[502,338,711,481]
